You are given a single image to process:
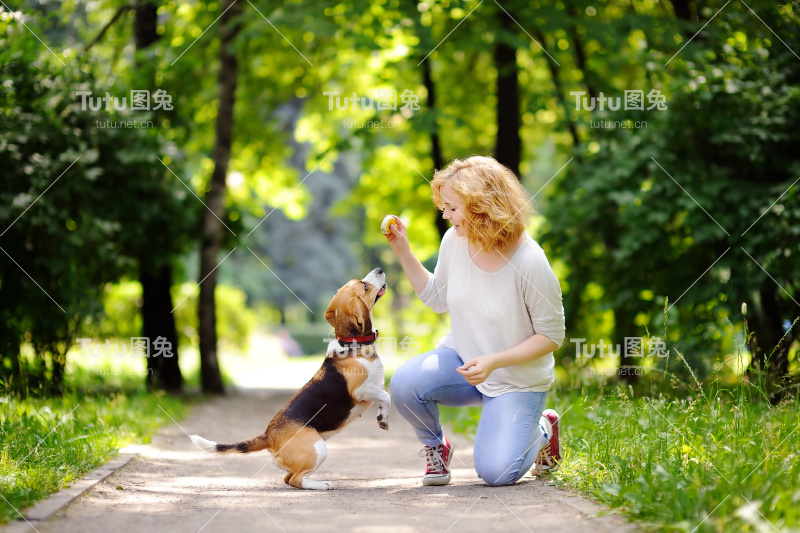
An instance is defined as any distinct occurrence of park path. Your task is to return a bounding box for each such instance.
[5,388,635,533]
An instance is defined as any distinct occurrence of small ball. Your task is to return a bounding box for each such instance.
[381,215,398,235]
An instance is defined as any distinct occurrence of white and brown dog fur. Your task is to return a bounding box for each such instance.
[190,268,391,490]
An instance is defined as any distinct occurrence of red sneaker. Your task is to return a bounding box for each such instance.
[420,436,453,486]
[532,409,561,475]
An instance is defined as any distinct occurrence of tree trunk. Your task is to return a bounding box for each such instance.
[141,263,182,391]
[534,29,580,150]
[134,0,183,393]
[409,0,448,238]
[670,0,694,21]
[134,0,158,48]
[494,8,521,178]
[566,2,596,100]
[422,59,449,238]
[748,287,790,396]
[0,300,26,396]
[50,349,65,396]
[198,0,240,394]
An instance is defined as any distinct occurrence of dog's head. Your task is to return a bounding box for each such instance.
[324,268,387,339]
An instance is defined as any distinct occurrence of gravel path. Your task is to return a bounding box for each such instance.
[8,389,635,533]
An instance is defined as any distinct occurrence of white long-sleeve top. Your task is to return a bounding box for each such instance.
[416,228,566,396]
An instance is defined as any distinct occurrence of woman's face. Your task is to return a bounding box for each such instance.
[439,184,468,237]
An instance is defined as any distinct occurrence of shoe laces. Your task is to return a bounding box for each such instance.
[536,442,554,467]
[420,445,446,472]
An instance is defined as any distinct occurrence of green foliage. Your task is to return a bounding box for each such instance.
[2,0,800,528]
[0,29,196,394]
[284,323,332,356]
[550,389,799,531]
[0,384,189,524]
[72,280,255,353]
[89,282,144,340]
[171,283,257,353]
[541,1,800,385]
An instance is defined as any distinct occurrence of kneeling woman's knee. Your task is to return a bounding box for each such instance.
[475,459,520,487]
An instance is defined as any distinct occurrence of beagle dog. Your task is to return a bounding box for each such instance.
[190,268,391,490]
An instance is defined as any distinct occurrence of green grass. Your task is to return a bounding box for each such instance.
[440,367,800,531]
[0,369,191,524]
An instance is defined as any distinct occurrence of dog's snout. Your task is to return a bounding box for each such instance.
[363,267,386,291]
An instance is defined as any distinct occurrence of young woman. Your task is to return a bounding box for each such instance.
[384,156,565,487]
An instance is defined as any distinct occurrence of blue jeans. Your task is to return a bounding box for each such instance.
[390,347,549,487]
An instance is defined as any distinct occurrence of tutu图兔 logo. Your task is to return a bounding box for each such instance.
[75,336,173,358]
[75,90,174,112]
[323,89,420,112]
[570,337,669,359]
[570,89,667,111]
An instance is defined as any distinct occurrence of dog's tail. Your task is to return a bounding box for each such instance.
[190,433,270,454]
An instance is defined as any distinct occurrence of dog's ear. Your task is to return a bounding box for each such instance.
[324,293,339,327]
[327,298,371,338]
[346,297,372,336]
[323,307,336,325]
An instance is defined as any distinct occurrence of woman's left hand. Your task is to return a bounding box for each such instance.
[456,355,498,386]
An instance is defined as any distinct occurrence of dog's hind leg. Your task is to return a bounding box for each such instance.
[300,440,333,490]
[280,431,333,490]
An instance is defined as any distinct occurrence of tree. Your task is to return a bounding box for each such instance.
[131,0,184,392]
[542,1,800,395]
[494,5,521,178]
[198,0,242,394]
[0,41,193,394]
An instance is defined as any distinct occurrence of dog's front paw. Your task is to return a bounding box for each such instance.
[377,413,389,430]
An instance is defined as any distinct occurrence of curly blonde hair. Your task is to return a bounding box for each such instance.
[431,156,532,251]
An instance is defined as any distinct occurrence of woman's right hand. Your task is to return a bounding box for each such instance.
[383,215,430,295]
[383,215,410,257]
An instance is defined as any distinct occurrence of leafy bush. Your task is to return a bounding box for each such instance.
[0,40,195,394]
[542,4,800,391]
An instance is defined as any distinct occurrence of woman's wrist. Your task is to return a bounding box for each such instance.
[396,248,419,273]
[485,352,505,370]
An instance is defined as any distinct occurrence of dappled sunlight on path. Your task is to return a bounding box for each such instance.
[19,389,635,533]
